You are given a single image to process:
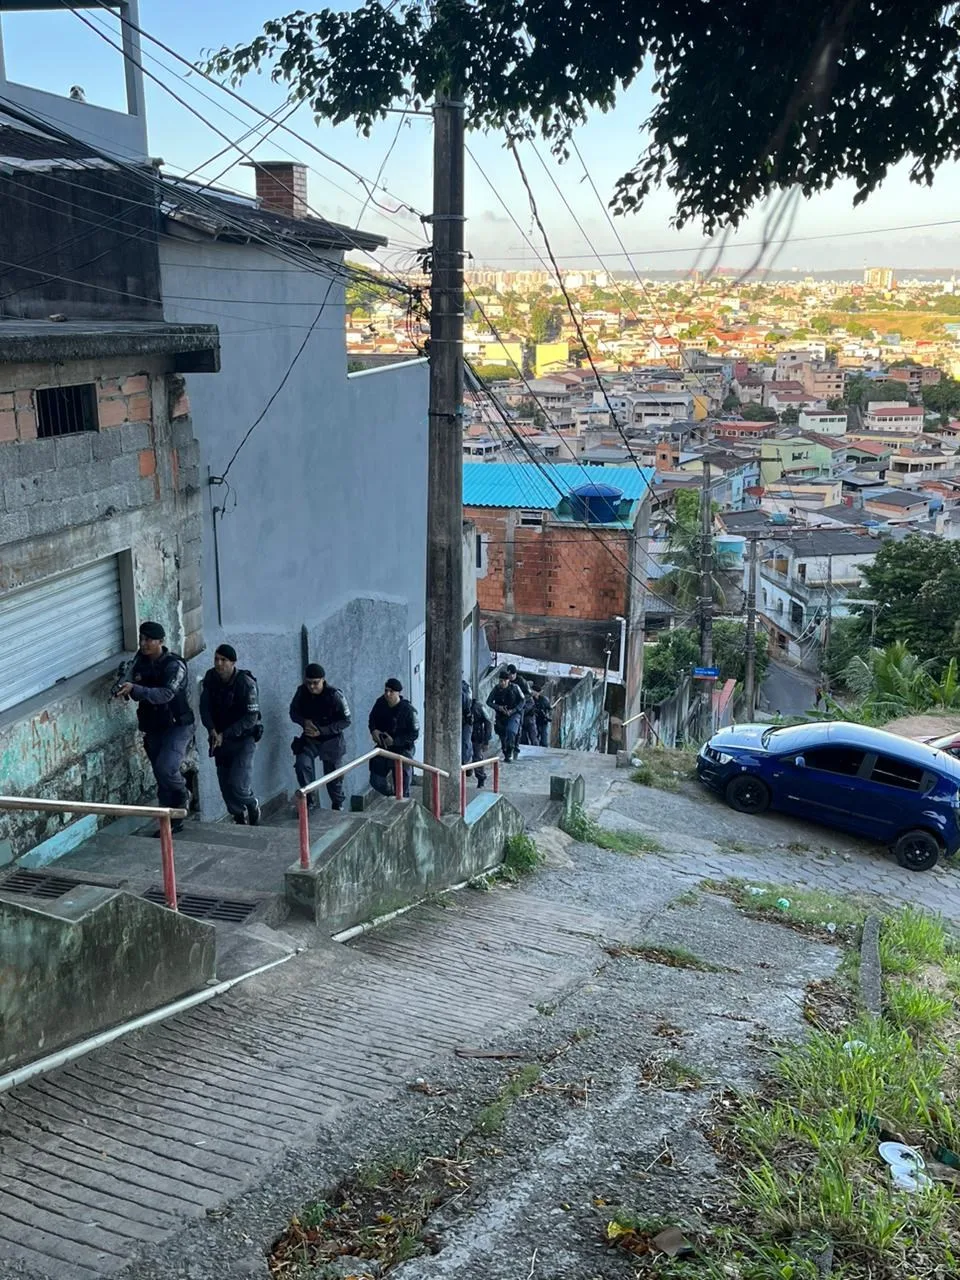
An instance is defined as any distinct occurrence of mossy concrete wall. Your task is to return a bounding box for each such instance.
[0,886,215,1074]
[286,794,526,932]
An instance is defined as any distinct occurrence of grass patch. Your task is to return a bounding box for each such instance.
[699,901,960,1278]
[629,745,698,791]
[885,979,952,1035]
[704,877,869,941]
[670,888,699,907]
[605,941,724,972]
[474,1063,542,1135]
[878,907,949,976]
[562,803,662,854]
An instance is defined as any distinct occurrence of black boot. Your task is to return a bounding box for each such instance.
[233,812,247,825]
[248,801,261,826]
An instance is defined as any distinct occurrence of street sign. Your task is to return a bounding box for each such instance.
[693,666,720,680]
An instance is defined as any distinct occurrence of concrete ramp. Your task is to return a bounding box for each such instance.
[0,885,215,1075]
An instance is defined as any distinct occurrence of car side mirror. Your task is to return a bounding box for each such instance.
[794,755,806,768]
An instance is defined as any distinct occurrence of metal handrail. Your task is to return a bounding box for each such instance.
[459,756,501,816]
[295,748,450,869]
[0,796,185,911]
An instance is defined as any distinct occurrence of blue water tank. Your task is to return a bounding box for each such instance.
[570,482,623,524]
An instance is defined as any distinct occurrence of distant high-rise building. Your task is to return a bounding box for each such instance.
[864,266,895,290]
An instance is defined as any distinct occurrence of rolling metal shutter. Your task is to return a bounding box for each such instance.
[0,556,124,713]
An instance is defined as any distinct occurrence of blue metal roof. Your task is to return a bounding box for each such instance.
[463,462,654,509]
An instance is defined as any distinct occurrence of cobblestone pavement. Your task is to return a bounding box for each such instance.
[597,772,960,919]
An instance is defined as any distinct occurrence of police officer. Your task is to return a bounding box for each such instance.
[289,663,352,810]
[114,621,194,833]
[533,686,553,747]
[469,692,492,788]
[487,668,525,762]
[199,644,262,825]
[368,677,419,797]
[461,678,475,769]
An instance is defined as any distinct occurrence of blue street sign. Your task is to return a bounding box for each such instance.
[693,666,721,679]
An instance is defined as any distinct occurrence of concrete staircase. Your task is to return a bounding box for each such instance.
[0,746,617,1078]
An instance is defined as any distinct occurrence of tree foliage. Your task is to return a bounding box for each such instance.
[712,620,769,687]
[643,628,699,705]
[841,642,960,724]
[856,534,960,671]
[205,1,960,233]
[922,376,960,424]
[740,403,779,422]
[474,362,519,381]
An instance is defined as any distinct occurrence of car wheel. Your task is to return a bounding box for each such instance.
[893,829,941,873]
[725,774,770,815]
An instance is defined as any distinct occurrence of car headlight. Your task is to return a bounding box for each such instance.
[714,751,734,765]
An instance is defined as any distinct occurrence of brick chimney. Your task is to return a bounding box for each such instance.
[249,161,309,218]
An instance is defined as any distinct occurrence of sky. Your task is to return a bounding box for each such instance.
[3,1,960,276]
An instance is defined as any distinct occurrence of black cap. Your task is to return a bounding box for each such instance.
[385,677,403,693]
[139,621,165,640]
[498,668,511,679]
[305,663,325,680]
[215,643,237,663]
[506,664,518,675]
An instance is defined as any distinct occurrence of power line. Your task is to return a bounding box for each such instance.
[506,139,670,496]
[0,94,413,309]
[472,217,960,264]
[466,360,700,626]
[78,0,429,230]
[49,5,418,291]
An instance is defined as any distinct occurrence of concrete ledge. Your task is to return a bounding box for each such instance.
[0,887,215,1074]
[285,795,526,934]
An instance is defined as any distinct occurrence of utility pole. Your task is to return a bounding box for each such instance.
[821,553,833,684]
[424,89,465,809]
[743,532,759,719]
[698,458,713,739]
[598,631,614,753]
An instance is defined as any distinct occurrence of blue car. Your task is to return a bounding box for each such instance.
[697,721,960,872]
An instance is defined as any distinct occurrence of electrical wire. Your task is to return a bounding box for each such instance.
[78,0,429,232]
[466,359,701,626]
[0,94,413,308]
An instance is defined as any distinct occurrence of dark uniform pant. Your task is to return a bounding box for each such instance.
[214,737,257,819]
[496,711,522,760]
[370,754,412,798]
[143,724,193,810]
[537,719,550,747]
[295,746,345,809]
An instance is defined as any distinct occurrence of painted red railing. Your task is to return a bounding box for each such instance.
[459,756,501,817]
[295,748,449,870]
[0,796,186,910]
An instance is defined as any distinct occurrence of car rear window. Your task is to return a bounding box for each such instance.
[802,746,865,777]
[870,753,925,792]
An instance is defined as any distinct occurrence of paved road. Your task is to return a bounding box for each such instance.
[597,772,960,920]
[759,657,818,718]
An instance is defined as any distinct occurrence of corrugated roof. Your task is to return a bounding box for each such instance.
[463,462,653,509]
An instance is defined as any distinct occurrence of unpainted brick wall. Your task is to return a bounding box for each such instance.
[0,353,205,860]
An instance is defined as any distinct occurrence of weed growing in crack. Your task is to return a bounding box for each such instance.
[605,941,724,972]
[502,832,541,875]
[474,1063,542,1135]
[562,804,662,854]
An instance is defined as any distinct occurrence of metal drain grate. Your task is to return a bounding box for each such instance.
[142,886,258,923]
[0,869,79,900]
